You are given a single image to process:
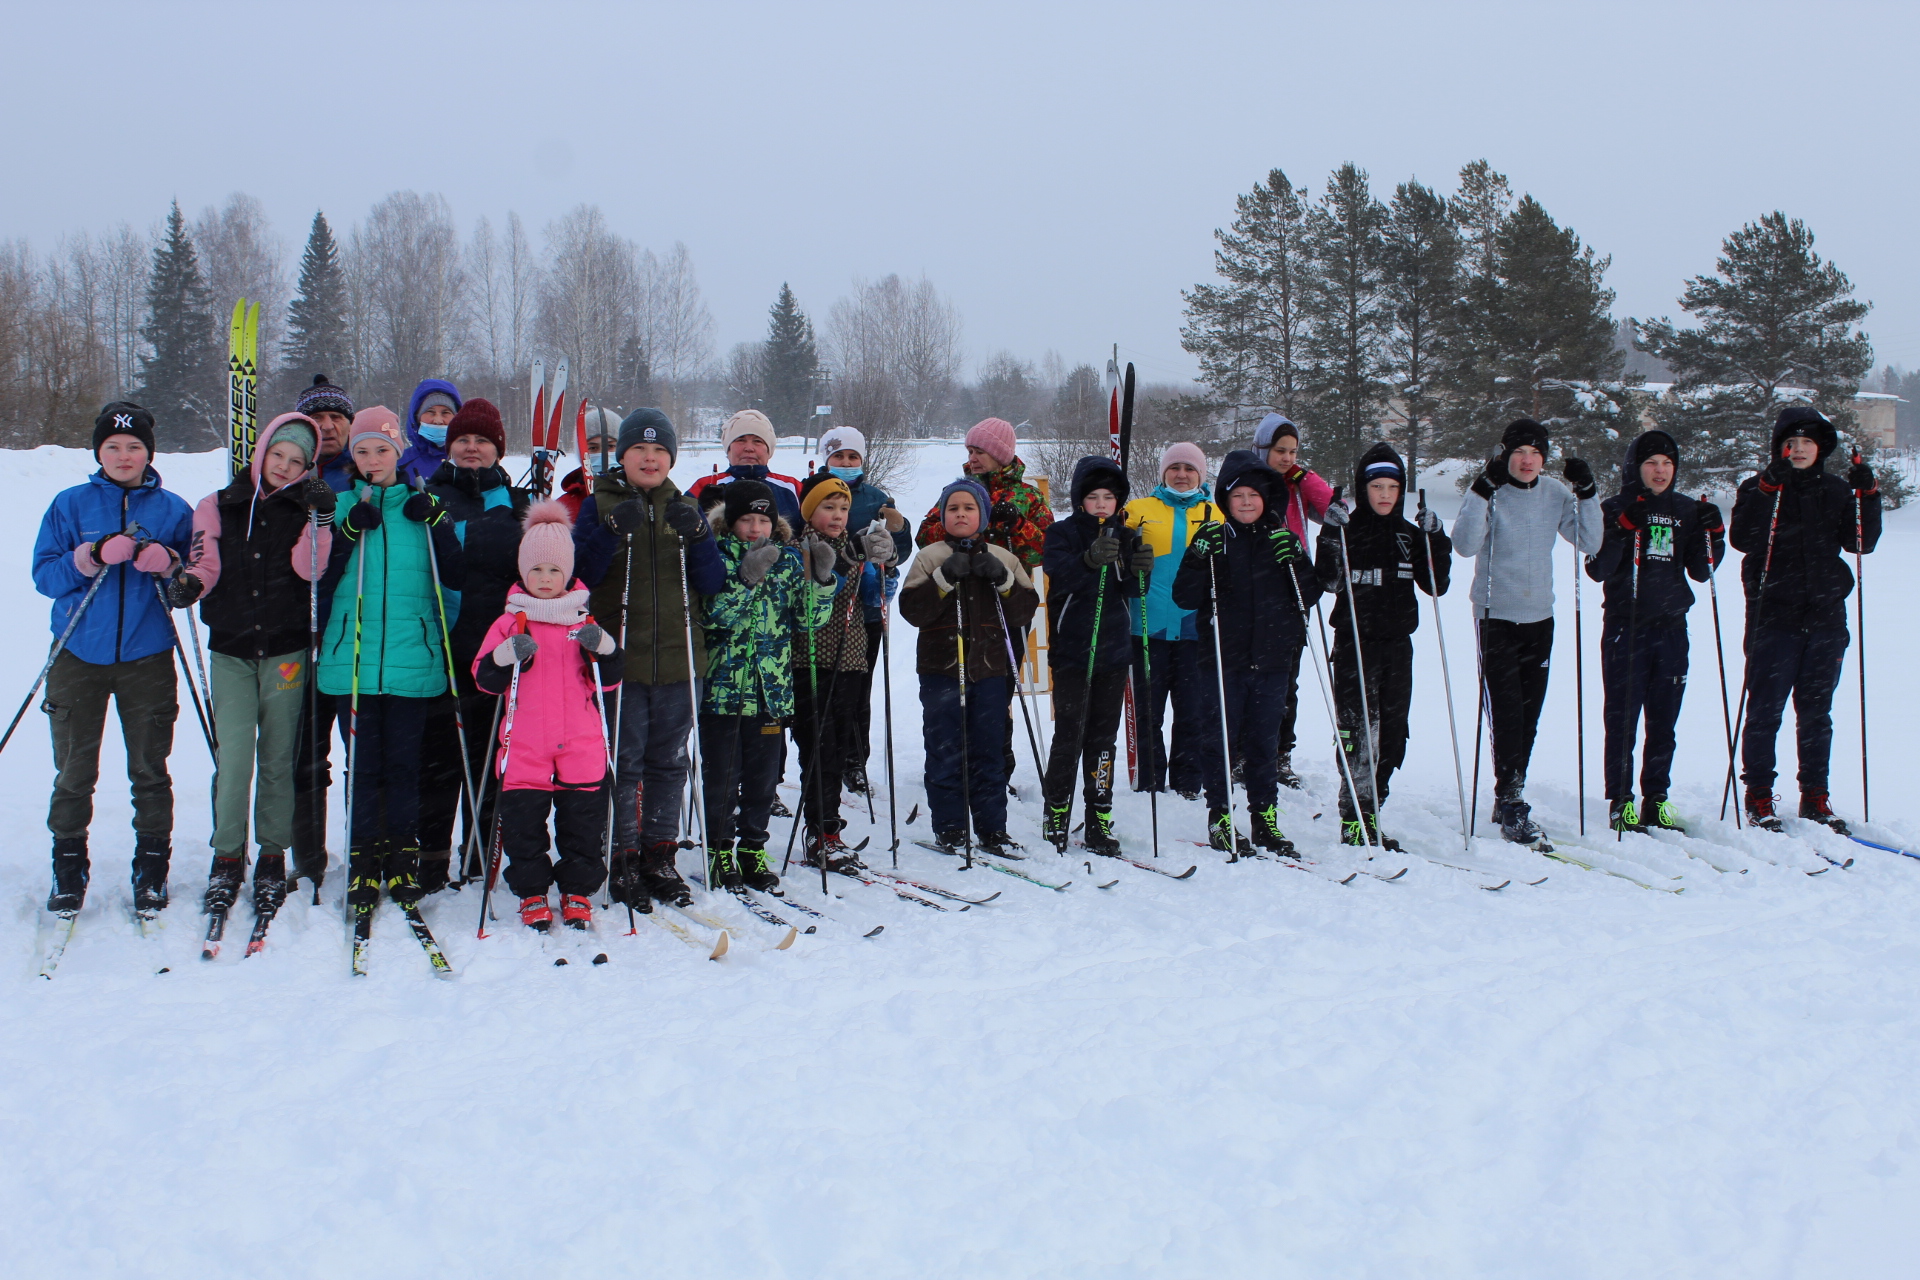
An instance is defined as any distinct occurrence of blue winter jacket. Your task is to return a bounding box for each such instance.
[842,471,910,621]
[397,378,462,486]
[32,468,194,666]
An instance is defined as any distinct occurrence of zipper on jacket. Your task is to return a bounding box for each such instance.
[114,487,128,663]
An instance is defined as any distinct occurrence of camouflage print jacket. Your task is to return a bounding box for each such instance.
[915,455,1053,567]
[700,512,837,720]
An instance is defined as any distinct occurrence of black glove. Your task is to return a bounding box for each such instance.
[989,500,1017,528]
[1083,530,1123,569]
[402,491,446,524]
[1266,527,1305,567]
[343,501,382,538]
[1319,491,1350,528]
[1129,543,1155,576]
[1563,457,1595,499]
[1415,505,1442,534]
[974,550,1010,588]
[1616,498,1649,532]
[1848,456,1877,494]
[942,546,976,580]
[1187,522,1225,558]
[609,498,649,535]
[1760,455,1794,490]
[1470,455,1507,500]
[298,478,337,511]
[1694,496,1724,534]
[165,572,203,610]
[663,499,708,542]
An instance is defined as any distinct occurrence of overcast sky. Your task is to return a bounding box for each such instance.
[4,0,1913,386]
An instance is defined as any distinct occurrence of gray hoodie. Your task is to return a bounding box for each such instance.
[1451,476,1601,624]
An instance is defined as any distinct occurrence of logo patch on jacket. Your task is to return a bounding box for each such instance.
[277,660,302,689]
[1646,515,1677,561]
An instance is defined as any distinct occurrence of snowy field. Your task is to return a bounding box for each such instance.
[4,439,1919,1279]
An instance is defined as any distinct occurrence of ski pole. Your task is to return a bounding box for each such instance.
[607,531,634,911]
[991,582,1046,805]
[477,616,527,938]
[1137,552,1158,858]
[678,538,707,858]
[307,501,326,894]
[1618,527,1641,842]
[585,615,631,933]
[1297,585,1371,860]
[1702,501,1739,830]
[343,485,369,929]
[1574,535,1586,836]
[415,476,485,894]
[1204,544,1240,861]
[1471,487,1495,838]
[1332,492,1380,850]
[1060,546,1108,854]
[155,577,216,760]
[0,563,110,758]
[1723,484,1781,820]
[955,578,975,871]
[1416,491,1469,852]
[1853,453,1869,822]
[879,587,899,867]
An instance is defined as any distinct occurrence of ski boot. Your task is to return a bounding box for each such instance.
[1208,807,1234,853]
[1608,799,1646,834]
[1276,753,1302,791]
[131,841,170,916]
[844,763,871,797]
[519,894,554,932]
[738,846,780,892]
[1799,790,1850,835]
[385,842,425,907]
[290,837,327,897]
[202,855,246,913]
[1175,788,1201,803]
[770,798,793,819]
[642,840,693,906]
[608,847,650,910]
[1084,808,1120,857]
[1341,817,1368,847]
[1250,804,1295,856]
[415,849,452,896]
[931,829,970,854]
[1363,813,1401,851]
[802,830,860,876]
[252,852,287,915]
[1498,800,1552,851]
[347,843,385,913]
[1231,758,1245,787]
[979,831,1020,856]
[47,838,88,915]
[706,844,743,890]
[560,894,593,930]
[1744,790,1785,834]
[1041,802,1071,852]
[1642,798,1686,833]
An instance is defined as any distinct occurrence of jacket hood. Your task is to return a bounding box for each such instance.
[1772,405,1837,468]
[1352,441,1408,519]
[1618,429,1680,496]
[1069,454,1129,509]
[1215,449,1285,521]
[405,379,463,448]
[252,413,319,491]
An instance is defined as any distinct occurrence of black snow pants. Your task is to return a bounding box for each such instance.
[499,782,609,899]
[1600,617,1688,802]
[1043,664,1127,813]
[1478,617,1553,801]
[1332,634,1413,822]
[1740,625,1848,795]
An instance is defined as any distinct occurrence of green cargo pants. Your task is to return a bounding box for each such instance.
[209,649,308,858]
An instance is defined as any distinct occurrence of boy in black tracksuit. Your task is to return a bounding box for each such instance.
[1583,429,1724,834]
[1730,406,1880,833]
[1313,443,1449,850]
[1172,450,1320,855]
[1040,456,1152,855]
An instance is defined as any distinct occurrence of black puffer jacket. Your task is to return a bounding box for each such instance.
[1171,451,1319,671]
[1043,456,1147,674]
[1313,442,1449,640]
[1585,430,1723,624]
[1730,409,1880,632]
[199,475,320,660]
[427,462,530,693]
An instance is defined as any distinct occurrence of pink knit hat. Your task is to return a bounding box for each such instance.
[965,417,1017,465]
[518,500,575,581]
[1160,442,1208,478]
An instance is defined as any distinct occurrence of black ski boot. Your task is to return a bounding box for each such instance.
[1362,812,1401,852]
[202,855,246,913]
[48,838,88,915]
[643,839,694,905]
[1250,803,1295,856]
[415,848,451,896]
[1744,790,1785,834]
[979,831,1020,856]
[131,841,170,916]
[1340,816,1368,847]
[844,763,871,797]
[1041,802,1070,852]
[802,830,861,875]
[1276,753,1302,790]
[738,845,779,892]
[1799,790,1850,835]
[1643,797,1686,833]
[1608,799,1646,834]
[1231,758,1245,787]
[386,842,425,907]
[1499,799,1551,850]
[608,847,651,910]
[706,844,743,890]
[931,829,970,854]
[347,842,384,913]
[291,835,327,896]
[769,798,792,819]
[252,852,287,915]
[1208,807,1234,853]
[1084,808,1120,857]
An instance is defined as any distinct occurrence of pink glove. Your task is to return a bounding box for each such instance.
[133,542,178,575]
[96,533,137,565]
[72,543,101,575]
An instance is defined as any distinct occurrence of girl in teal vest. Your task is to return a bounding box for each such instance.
[317,407,464,910]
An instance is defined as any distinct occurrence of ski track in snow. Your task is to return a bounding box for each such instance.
[4,443,1919,1278]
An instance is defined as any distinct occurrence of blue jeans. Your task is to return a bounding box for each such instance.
[919,673,1011,836]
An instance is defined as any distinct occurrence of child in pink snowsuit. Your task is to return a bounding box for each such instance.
[472,501,622,931]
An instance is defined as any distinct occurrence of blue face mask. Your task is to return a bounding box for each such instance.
[418,424,447,447]
[828,466,863,484]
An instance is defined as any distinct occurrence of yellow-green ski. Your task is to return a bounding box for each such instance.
[227,298,248,475]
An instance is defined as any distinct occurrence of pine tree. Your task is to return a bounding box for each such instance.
[1637,212,1873,478]
[282,211,351,390]
[138,201,220,449]
[1298,163,1391,484]
[762,283,819,435]
[1180,168,1310,422]
[1378,178,1460,488]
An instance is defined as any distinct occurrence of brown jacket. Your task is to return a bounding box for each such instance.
[899,539,1038,680]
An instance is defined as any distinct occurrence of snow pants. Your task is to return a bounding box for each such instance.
[1044,664,1127,812]
[842,618,885,775]
[417,691,503,863]
[1478,617,1553,799]
[700,712,784,850]
[1274,642,1304,762]
[795,667,869,835]
[1332,634,1413,822]
[1600,618,1688,802]
[1224,666,1290,811]
[499,783,608,899]
[1133,637,1223,798]
[335,693,428,846]
[44,649,177,845]
[609,678,696,850]
[919,672,1011,837]
[291,683,333,881]
[209,649,306,858]
[1740,625,1848,795]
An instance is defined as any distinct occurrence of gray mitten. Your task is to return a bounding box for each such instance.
[574,623,615,655]
[738,539,782,586]
[491,634,538,667]
[802,534,838,585]
[861,523,897,566]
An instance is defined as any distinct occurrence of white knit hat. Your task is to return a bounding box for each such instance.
[818,425,866,463]
[721,409,776,457]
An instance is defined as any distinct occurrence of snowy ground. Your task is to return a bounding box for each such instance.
[4,440,1919,1278]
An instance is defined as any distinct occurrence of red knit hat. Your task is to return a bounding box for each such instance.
[518,500,575,581]
[448,397,507,456]
[965,417,1017,465]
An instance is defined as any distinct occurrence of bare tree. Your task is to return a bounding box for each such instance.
[0,240,111,447]
[824,272,964,475]
[193,193,288,359]
[346,191,468,409]
[467,212,540,381]
[633,242,715,430]
[537,205,638,399]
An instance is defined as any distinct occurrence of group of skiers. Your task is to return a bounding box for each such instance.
[27,380,1883,941]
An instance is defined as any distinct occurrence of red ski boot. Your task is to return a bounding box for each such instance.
[518,895,554,932]
[560,894,593,930]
